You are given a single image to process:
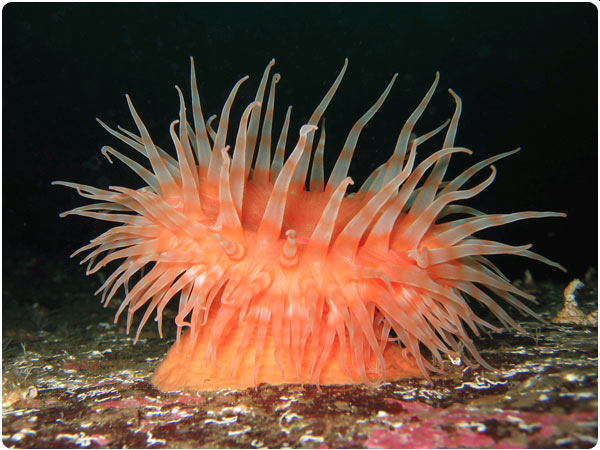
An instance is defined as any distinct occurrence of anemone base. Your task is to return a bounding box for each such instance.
[151,309,423,392]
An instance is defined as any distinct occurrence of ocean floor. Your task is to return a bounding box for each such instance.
[2,248,597,448]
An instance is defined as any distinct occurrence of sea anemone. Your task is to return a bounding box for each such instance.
[54,58,565,391]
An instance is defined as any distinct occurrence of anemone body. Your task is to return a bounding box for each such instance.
[55,58,565,391]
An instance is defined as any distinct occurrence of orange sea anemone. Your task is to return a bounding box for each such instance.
[54,58,565,391]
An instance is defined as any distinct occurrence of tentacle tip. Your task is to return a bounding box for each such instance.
[448,88,460,99]
[300,124,318,136]
[101,147,114,163]
[220,145,231,160]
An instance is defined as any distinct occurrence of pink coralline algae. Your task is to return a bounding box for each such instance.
[366,399,597,448]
